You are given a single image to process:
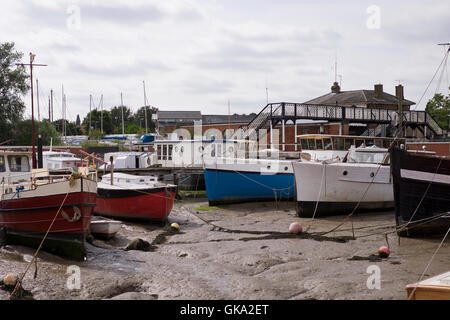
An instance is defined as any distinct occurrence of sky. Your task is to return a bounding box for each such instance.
[1,0,449,122]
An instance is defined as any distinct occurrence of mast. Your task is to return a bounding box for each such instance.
[36,79,40,122]
[50,89,53,122]
[143,80,148,134]
[121,92,125,135]
[89,94,92,136]
[100,94,103,134]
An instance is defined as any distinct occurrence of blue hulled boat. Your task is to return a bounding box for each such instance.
[203,157,295,205]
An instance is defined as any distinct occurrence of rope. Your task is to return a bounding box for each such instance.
[9,183,71,299]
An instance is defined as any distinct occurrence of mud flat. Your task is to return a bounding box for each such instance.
[1,198,449,300]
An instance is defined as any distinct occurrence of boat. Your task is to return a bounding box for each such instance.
[292,145,394,217]
[99,151,156,170]
[0,150,97,260]
[406,271,450,300]
[94,173,177,221]
[203,156,296,205]
[42,149,80,170]
[390,146,450,236]
[89,216,122,239]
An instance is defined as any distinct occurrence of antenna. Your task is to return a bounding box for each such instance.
[265,80,269,105]
[228,99,231,130]
[334,49,338,83]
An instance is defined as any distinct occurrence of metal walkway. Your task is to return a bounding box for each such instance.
[240,102,447,139]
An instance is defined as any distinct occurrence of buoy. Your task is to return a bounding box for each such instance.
[289,222,302,234]
[378,246,390,258]
[3,273,18,287]
[171,222,180,231]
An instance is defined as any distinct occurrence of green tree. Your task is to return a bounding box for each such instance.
[425,92,450,129]
[134,106,157,132]
[82,109,113,134]
[110,105,132,132]
[12,120,61,146]
[53,119,82,136]
[0,42,30,142]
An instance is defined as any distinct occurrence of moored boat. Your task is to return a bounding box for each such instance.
[390,146,450,236]
[94,173,176,221]
[406,271,450,300]
[89,216,122,239]
[293,145,394,217]
[0,150,97,260]
[203,157,295,205]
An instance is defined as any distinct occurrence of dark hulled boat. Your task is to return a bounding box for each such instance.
[390,146,450,236]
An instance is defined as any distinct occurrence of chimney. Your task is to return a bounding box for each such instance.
[331,81,340,93]
[374,84,383,98]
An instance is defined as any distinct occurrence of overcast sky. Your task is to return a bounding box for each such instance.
[1,0,449,122]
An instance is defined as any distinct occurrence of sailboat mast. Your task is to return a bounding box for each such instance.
[121,92,124,135]
[143,80,148,134]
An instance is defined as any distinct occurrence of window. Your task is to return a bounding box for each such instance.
[356,139,364,147]
[323,138,332,150]
[365,139,374,147]
[345,139,354,150]
[375,139,383,148]
[301,139,308,150]
[316,139,323,150]
[163,145,167,160]
[8,155,30,172]
[307,139,316,150]
[157,145,162,160]
[168,145,173,160]
[333,137,345,150]
[0,156,5,172]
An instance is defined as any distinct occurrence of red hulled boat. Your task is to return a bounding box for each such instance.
[0,151,97,260]
[94,173,176,221]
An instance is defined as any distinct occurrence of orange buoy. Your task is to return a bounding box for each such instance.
[378,246,390,258]
[289,222,303,234]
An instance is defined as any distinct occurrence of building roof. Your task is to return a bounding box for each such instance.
[156,110,202,120]
[304,89,415,106]
[202,114,256,125]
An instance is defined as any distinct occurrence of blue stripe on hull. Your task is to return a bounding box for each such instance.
[204,169,295,205]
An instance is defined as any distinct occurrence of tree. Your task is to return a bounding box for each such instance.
[76,114,81,126]
[425,92,450,129]
[82,109,113,134]
[134,106,157,132]
[0,42,29,142]
[12,120,61,146]
[52,119,82,136]
[110,105,132,132]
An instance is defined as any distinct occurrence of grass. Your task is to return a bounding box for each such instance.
[196,205,220,211]
[178,190,207,198]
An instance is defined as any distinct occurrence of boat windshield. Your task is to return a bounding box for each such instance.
[348,151,388,164]
[8,155,31,172]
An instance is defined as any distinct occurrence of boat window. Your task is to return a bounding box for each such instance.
[211,144,216,157]
[168,145,173,160]
[307,139,316,150]
[217,143,222,157]
[375,139,383,148]
[355,139,364,147]
[0,156,5,172]
[323,138,332,150]
[8,155,30,172]
[163,145,167,160]
[383,140,391,148]
[351,151,388,164]
[316,139,323,150]
[345,139,354,150]
[365,139,374,147]
[333,137,345,150]
[300,139,308,150]
[157,145,162,160]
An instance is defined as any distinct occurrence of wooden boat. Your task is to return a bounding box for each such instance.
[390,146,450,236]
[406,271,450,300]
[0,150,97,260]
[94,173,176,221]
[293,145,393,217]
[89,216,122,239]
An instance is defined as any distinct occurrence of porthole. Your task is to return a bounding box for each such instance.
[343,171,348,176]
[174,146,178,152]
[284,166,288,171]
[180,146,184,153]
[370,172,375,177]
[267,165,271,169]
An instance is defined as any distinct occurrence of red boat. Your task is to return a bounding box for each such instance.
[94,173,176,221]
[0,151,97,260]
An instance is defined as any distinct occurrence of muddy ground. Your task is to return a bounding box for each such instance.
[0,198,449,300]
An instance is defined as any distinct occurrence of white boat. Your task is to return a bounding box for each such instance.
[292,145,394,217]
[89,217,122,239]
[99,152,156,170]
[42,150,80,170]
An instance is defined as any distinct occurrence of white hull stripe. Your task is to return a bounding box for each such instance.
[400,169,450,185]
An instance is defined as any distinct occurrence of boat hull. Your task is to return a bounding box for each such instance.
[204,160,295,205]
[89,220,122,239]
[94,186,176,221]
[391,147,450,236]
[0,178,97,260]
[293,161,394,217]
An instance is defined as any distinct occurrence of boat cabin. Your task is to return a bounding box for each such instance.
[297,134,405,161]
[101,173,158,185]
[42,151,80,170]
[0,151,32,183]
[346,146,389,164]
